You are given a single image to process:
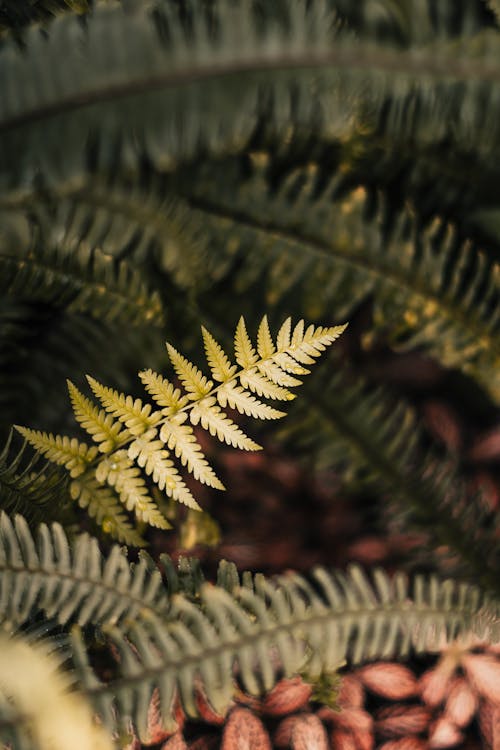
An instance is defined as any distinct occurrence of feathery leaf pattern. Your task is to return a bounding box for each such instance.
[17,316,346,543]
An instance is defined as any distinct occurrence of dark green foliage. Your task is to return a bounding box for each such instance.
[2,0,500,745]
[0,431,68,525]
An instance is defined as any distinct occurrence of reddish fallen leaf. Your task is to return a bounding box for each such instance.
[262,677,312,716]
[275,714,329,750]
[330,728,358,750]
[378,739,428,750]
[429,718,463,748]
[469,428,500,462]
[357,663,418,700]
[375,705,431,738]
[338,675,365,708]
[444,677,478,728]
[422,401,462,453]
[143,689,185,745]
[188,736,220,750]
[161,732,188,750]
[345,537,389,564]
[478,701,500,748]
[419,666,454,707]
[462,654,500,704]
[221,708,272,750]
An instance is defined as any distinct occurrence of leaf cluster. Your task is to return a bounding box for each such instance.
[2,0,500,747]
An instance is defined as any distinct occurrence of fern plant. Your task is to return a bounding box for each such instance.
[17,316,346,544]
[2,0,500,748]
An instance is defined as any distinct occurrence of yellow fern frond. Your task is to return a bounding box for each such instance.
[166,344,214,400]
[159,414,225,489]
[67,381,125,452]
[19,314,346,546]
[202,326,238,383]
[217,382,286,420]
[87,377,161,436]
[190,397,261,450]
[15,427,98,478]
[139,370,189,414]
[235,316,259,369]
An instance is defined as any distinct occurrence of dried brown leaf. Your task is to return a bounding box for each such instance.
[338,675,365,708]
[221,708,272,750]
[161,732,188,750]
[375,705,431,738]
[419,666,454,707]
[429,718,463,749]
[462,654,500,704]
[444,677,478,728]
[358,663,418,700]
[378,739,428,750]
[263,677,312,716]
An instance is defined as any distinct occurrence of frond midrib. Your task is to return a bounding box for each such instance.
[2,33,499,134]
[84,596,492,700]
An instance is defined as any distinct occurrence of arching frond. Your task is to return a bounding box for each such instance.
[276,364,500,594]
[17,315,345,543]
[72,564,500,739]
[169,153,500,402]
[0,511,168,629]
[0,209,164,327]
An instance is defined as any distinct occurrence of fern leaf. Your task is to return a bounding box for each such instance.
[190,397,261,451]
[235,316,259,369]
[15,427,98,479]
[87,376,161,436]
[95,451,169,529]
[67,380,125,452]
[70,473,147,546]
[256,315,275,360]
[166,344,214,400]
[201,326,238,382]
[159,414,224,490]
[276,316,292,351]
[0,431,68,526]
[0,511,168,626]
[72,564,500,739]
[139,370,189,415]
[258,360,303,388]
[127,435,203,508]
[217,382,286,420]
[239,369,296,401]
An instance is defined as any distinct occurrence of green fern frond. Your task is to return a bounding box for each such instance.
[0,210,164,327]
[72,563,500,739]
[277,364,500,594]
[0,511,168,628]
[170,153,500,402]
[0,431,68,526]
[17,315,345,543]
[3,0,500,200]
